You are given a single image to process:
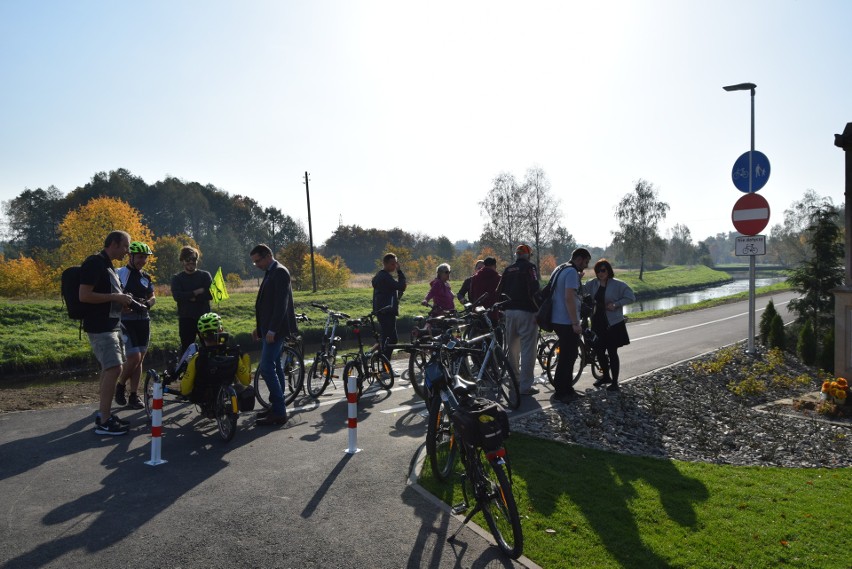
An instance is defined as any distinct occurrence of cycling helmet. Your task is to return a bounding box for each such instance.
[197,312,222,334]
[129,241,153,255]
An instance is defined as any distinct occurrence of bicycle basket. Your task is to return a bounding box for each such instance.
[450,397,510,451]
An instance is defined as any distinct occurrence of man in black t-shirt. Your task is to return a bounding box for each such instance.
[170,246,213,353]
[79,230,134,435]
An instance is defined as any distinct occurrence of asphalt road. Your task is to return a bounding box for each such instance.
[0,292,797,569]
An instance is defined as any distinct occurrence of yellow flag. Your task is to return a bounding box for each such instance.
[210,266,230,303]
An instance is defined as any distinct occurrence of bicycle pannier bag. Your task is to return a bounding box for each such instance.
[451,397,510,450]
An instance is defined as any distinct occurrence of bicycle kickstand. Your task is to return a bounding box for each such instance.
[447,473,480,543]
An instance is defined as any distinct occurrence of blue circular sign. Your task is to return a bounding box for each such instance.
[732,150,770,192]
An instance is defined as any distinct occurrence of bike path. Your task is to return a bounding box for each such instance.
[0,363,541,569]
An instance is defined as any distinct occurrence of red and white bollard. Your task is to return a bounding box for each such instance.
[344,373,362,454]
[145,373,167,466]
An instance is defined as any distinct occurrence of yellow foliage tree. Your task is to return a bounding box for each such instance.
[58,197,156,272]
[302,252,351,290]
[539,253,557,277]
[0,256,59,297]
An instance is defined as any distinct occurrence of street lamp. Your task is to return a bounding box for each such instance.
[723,82,758,353]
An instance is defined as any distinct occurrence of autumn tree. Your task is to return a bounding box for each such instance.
[479,172,528,260]
[0,255,58,297]
[611,179,669,280]
[302,252,351,290]
[58,197,155,272]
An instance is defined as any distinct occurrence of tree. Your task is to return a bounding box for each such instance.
[759,299,778,345]
[665,223,696,265]
[521,166,561,269]
[58,197,155,272]
[550,226,577,263]
[611,179,669,279]
[479,172,528,260]
[767,190,831,267]
[1,186,64,254]
[787,203,844,340]
[302,252,351,290]
[797,321,817,366]
[0,255,58,297]
[279,241,310,290]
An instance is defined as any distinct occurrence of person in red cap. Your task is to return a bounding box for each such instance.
[496,244,541,396]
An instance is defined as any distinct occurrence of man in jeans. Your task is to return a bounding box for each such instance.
[251,244,298,426]
[496,244,541,396]
[80,230,135,435]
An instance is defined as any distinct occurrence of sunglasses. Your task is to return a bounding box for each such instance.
[596,268,608,273]
[183,258,198,263]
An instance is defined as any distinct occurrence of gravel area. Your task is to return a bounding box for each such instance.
[514,345,852,469]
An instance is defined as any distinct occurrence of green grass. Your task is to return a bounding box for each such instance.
[420,434,852,568]
[0,265,789,373]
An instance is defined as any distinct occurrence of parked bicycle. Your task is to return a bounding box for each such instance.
[407,310,465,400]
[536,328,558,379]
[253,312,309,408]
[341,306,396,401]
[306,302,348,398]
[423,338,523,559]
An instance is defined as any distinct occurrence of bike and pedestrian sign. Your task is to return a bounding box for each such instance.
[732,150,771,192]
[735,235,766,256]
[732,192,770,236]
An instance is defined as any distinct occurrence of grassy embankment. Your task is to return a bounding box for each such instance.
[0,265,789,374]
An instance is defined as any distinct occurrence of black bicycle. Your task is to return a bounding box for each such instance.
[542,296,604,385]
[306,303,348,398]
[253,313,309,408]
[341,307,395,401]
[423,338,523,559]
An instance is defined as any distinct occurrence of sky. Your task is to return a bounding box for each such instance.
[1,0,850,250]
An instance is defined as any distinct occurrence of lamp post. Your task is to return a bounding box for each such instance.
[723,82,758,353]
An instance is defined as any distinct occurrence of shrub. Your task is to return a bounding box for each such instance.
[767,313,785,350]
[818,326,835,373]
[796,320,817,365]
[759,299,777,345]
[226,272,242,289]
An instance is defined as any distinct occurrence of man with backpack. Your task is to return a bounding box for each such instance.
[550,247,592,404]
[79,230,135,435]
[496,245,540,396]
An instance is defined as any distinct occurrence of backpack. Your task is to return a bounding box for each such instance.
[535,263,570,332]
[61,266,88,320]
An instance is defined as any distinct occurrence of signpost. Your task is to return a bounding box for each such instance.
[732,192,771,236]
[732,150,771,192]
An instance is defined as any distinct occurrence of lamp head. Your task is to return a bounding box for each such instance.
[723,83,757,92]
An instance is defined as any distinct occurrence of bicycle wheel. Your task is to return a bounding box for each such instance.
[281,347,305,405]
[538,337,558,374]
[306,356,332,398]
[480,453,523,559]
[214,385,238,442]
[341,360,364,401]
[143,369,157,419]
[408,348,428,399]
[425,393,458,482]
[491,348,521,410]
[544,341,560,384]
[573,339,588,385]
[370,352,395,389]
[589,349,605,381]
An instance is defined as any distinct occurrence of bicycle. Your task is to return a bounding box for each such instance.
[536,328,558,378]
[407,310,466,400]
[341,307,396,401]
[542,296,605,385]
[305,302,348,398]
[253,313,309,409]
[423,340,523,559]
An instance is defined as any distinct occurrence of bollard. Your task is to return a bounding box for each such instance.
[145,372,167,466]
[344,373,362,454]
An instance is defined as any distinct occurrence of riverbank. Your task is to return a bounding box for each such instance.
[0,265,789,376]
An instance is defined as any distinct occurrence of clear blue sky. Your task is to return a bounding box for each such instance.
[1,1,849,250]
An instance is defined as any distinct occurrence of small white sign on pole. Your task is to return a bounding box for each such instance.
[735,235,766,256]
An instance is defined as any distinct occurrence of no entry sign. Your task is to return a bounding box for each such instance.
[732,193,770,236]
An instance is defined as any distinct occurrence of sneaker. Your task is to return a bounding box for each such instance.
[521,386,540,396]
[94,415,130,436]
[555,390,584,404]
[96,414,130,427]
[127,393,144,410]
[606,383,620,392]
[593,376,613,388]
[114,383,127,406]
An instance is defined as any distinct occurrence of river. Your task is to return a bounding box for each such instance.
[623,276,787,314]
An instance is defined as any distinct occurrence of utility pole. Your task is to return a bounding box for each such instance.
[304,171,317,292]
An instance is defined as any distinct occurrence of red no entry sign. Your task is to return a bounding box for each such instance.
[732,193,770,236]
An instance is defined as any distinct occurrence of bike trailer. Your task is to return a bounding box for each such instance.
[451,397,510,450]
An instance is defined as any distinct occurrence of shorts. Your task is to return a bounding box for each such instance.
[122,320,151,356]
[87,330,126,370]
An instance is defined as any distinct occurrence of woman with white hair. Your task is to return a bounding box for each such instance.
[422,263,456,316]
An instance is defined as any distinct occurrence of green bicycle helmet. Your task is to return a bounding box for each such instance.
[129,241,153,255]
[197,312,222,334]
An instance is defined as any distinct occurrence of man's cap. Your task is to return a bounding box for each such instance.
[516,244,532,256]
